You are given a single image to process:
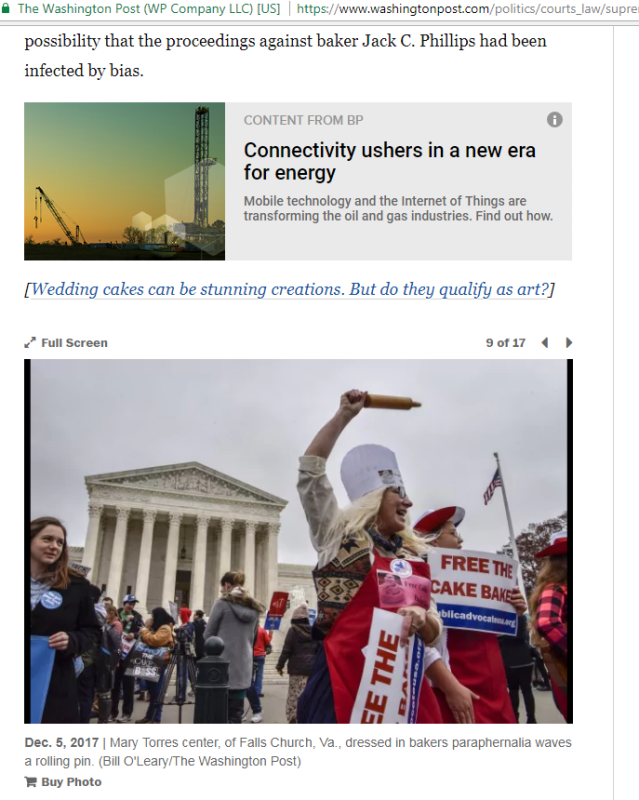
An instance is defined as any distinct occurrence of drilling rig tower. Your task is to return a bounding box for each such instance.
[182,106,219,246]
[194,106,217,227]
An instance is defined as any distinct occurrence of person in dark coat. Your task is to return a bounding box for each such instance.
[76,584,107,724]
[498,613,536,723]
[192,610,206,660]
[111,594,144,723]
[30,517,101,724]
[276,603,319,723]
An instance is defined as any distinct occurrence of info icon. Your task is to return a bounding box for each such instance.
[547,111,563,128]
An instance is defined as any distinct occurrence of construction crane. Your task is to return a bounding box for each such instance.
[35,186,87,246]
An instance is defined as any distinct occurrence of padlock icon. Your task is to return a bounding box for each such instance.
[2,3,9,11]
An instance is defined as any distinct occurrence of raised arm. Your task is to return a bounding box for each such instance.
[299,391,368,562]
[305,390,368,458]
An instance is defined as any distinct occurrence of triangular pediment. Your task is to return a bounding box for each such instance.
[85,462,287,507]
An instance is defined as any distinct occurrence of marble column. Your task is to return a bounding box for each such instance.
[107,506,130,601]
[191,515,210,612]
[135,509,156,613]
[82,502,103,578]
[267,522,280,602]
[255,533,268,603]
[218,517,234,586]
[162,512,183,606]
[244,521,256,595]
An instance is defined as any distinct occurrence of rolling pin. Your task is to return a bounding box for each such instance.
[364,394,421,410]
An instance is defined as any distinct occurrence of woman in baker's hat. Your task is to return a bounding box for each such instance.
[415,506,525,724]
[530,531,568,721]
[296,390,443,724]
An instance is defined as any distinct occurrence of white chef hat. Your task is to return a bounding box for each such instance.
[340,444,405,503]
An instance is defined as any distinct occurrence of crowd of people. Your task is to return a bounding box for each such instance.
[295,390,568,724]
[30,391,569,725]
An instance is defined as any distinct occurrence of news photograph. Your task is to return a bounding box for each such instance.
[24,103,225,261]
[27,359,570,726]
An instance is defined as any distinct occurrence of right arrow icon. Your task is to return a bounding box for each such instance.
[566,338,572,348]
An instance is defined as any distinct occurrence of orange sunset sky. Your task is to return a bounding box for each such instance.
[25,103,225,244]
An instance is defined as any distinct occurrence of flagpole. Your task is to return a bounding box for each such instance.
[494,452,526,600]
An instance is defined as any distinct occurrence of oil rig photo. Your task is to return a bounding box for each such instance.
[27,105,224,260]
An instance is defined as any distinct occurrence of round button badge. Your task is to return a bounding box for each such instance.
[40,590,63,610]
[390,559,413,578]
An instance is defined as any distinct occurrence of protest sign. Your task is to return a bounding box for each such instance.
[429,548,518,635]
[350,609,425,724]
[30,636,55,724]
[169,601,179,624]
[69,561,91,577]
[264,614,282,631]
[120,634,136,660]
[268,591,289,617]
[377,570,431,611]
[124,641,169,683]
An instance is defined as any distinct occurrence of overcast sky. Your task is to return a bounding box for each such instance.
[30,360,567,564]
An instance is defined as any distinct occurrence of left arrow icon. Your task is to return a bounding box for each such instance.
[541,338,548,348]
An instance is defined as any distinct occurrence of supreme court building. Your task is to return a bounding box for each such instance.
[80,462,292,615]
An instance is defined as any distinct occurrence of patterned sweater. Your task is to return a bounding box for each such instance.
[298,454,441,641]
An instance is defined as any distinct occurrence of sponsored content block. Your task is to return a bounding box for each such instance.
[229,102,571,260]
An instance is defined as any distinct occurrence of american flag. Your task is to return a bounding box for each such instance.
[484,469,502,505]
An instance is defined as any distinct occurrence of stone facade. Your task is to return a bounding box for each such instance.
[277,563,317,608]
[262,563,317,683]
[81,462,288,616]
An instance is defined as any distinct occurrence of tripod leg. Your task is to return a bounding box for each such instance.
[176,651,190,722]
[153,647,199,723]
[177,659,186,704]
[157,652,178,707]
[188,655,197,689]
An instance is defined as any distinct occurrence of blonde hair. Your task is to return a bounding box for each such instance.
[417,530,443,550]
[329,486,428,557]
[414,522,460,554]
